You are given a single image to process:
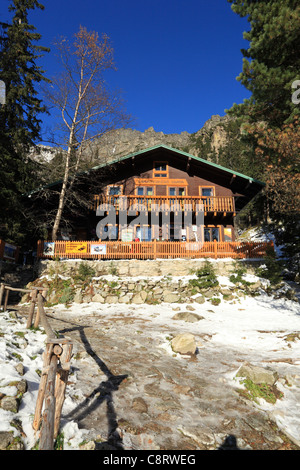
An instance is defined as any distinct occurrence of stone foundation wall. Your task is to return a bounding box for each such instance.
[37,258,264,279]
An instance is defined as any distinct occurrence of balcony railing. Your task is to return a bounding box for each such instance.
[92,195,235,213]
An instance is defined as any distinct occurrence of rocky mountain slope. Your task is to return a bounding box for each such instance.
[32,114,234,170]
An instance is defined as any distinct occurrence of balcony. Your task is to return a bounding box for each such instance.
[92,195,235,214]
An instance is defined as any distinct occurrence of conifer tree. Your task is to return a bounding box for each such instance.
[0,0,49,242]
[227,0,300,127]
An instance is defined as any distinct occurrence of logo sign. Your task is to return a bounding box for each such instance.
[65,242,88,254]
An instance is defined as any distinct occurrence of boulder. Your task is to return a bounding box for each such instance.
[171,333,197,355]
[235,362,278,386]
[172,312,204,323]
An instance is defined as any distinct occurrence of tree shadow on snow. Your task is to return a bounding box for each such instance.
[60,324,128,449]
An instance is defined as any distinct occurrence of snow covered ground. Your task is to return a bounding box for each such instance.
[0,271,300,450]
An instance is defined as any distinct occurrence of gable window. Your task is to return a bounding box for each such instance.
[201,187,214,197]
[153,161,168,178]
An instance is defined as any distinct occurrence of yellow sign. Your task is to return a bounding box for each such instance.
[65,242,88,254]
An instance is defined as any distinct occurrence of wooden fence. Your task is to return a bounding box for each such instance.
[37,239,274,260]
[0,283,72,450]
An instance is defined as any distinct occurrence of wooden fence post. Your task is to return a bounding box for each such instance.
[39,352,58,450]
[3,288,9,311]
[33,342,54,432]
[54,340,73,439]
[0,283,4,310]
[26,290,37,329]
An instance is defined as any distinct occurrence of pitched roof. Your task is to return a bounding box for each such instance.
[26,144,265,208]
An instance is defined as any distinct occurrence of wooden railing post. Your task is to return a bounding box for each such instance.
[214,239,217,259]
[0,283,5,310]
[27,290,37,329]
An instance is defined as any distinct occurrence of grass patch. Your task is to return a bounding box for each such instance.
[238,378,283,405]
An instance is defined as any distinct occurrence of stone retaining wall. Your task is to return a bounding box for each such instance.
[37,258,264,279]
[26,258,268,307]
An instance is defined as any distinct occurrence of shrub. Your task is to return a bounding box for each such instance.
[255,246,283,286]
[189,261,219,290]
[75,262,96,283]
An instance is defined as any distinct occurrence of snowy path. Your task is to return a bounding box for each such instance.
[1,286,300,450]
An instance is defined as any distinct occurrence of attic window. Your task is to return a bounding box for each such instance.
[153,162,168,178]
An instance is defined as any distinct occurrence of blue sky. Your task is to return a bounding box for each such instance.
[1,0,251,139]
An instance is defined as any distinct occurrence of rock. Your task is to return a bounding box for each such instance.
[172,312,204,323]
[132,397,148,413]
[91,293,105,303]
[73,291,82,303]
[194,295,205,304]
[235,362,278,386]
[0,431,13,450]
[118,294,131,304]
[106,295,119,304]
[163,292,179,303]
[79,440,97,450]
[15,363,25,376]
[1,396,19,413]
[131,293,144,304]
[17,379,27,394]
[171,333,197,355]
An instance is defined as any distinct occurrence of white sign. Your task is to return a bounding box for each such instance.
[91,244,107,255]
[43,242,55,256]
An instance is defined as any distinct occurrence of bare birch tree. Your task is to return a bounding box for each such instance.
[45,26,131,241]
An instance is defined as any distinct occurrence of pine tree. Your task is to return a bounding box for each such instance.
[228,0,300,276]
[0,0,49,242]
[227,0,300,127]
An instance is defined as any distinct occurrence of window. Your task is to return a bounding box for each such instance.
[136,187,153,196]
[136,225,152,241]
[153,161,168,178]
[201,187,214,197]
[224,228,232,242]
[107,185,122,196]
[168,187,186,196]
[204,227,220,242]
[200,187,214,210]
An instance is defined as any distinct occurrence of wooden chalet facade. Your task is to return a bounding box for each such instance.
[37,145,271,259]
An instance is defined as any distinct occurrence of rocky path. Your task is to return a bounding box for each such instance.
[16,303,300,451]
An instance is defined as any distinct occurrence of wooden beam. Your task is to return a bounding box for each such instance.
[186,157,191,172]
[230,174,236,185]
